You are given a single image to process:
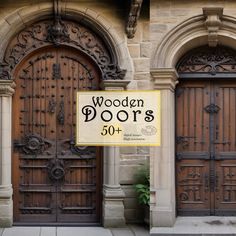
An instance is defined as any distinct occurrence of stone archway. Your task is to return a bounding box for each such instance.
[150,7,236,227]
[0,7,131,227]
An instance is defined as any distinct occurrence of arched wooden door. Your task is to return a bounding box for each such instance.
[12,46,102,224]
[176,46,236,216]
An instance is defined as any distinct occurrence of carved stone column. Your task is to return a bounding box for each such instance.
[150,69,178,227]
[100,80,130,227]
[0,80,15,227]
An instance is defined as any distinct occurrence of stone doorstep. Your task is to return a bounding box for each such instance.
[150,216,236,235]
[0,224,149,236]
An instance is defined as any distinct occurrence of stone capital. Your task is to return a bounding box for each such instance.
[151,68,178,91]
[100,80,131,91]
[103,184,125,199]
[0,80,16,96]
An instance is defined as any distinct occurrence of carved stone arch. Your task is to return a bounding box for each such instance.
[0,18,126,81]
[0,4,133,81]
[152,12,236,69]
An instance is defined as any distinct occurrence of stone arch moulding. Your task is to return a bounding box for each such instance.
[0,3,133,81]
[0,20,125,82]
[152,8,236,69]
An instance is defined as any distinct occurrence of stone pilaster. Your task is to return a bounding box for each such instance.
[100,80,130,227]
[150,69,178,227]
[0,80,15,227]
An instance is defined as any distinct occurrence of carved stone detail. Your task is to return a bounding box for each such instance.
[47,17,69,45]
[0,80,16,96]
[0,20,126,81]
[177,46,236,75]
[203,7,223,47]
[126,0,143,39]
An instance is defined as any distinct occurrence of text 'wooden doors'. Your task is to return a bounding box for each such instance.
[176,46,236,216]
[12,46,102,224]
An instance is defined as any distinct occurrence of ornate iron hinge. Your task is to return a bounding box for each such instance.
[14,134,52,155]
[204,103,220,113]
[53,63,61,80]
[47,159,65,181]
[176,136,196,148]
[48,97,56,114]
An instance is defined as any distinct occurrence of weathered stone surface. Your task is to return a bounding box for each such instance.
[128,44,140,58]
[133,58,150,73]
[134,73,151,80]
[140,42,151,58]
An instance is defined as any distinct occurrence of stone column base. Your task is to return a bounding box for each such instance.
[102,185,126,227]
[0,185,13,227]
[151,207,176,227]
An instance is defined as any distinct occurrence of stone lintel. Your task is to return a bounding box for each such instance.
[100,80,131,90]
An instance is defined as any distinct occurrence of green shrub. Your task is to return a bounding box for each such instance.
[134,164,150,206]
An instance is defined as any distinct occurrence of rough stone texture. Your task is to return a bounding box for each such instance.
[133,58,150,73]
[140,42,151,58]
[128,44,140,58]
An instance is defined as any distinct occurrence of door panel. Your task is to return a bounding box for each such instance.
[214,83,236,214]
[176,80,236,216]
[13,47,102,224]
[176,81,211,215]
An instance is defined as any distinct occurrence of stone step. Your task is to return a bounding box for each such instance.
[150,216,236,235]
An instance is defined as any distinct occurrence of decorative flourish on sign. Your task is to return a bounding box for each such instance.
[48,159,65,181]
[204,103,220,113]
[0,20,126,80]
[14,134,52,155]
[177,46,236,75]
[57,100,65,125]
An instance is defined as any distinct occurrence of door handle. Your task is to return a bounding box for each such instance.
[57,100,65,125]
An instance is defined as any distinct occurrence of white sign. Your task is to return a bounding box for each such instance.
[76,91,161,146]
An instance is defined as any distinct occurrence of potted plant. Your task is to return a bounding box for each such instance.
[134,164,150,224]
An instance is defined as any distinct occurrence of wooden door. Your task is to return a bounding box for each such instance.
[12,46,102,224]
[176,79,236,216]
[176,80,211,215]
[214,81,236,215]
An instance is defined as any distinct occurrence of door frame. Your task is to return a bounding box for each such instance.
[174,78,236,216]
[0,10,131,227]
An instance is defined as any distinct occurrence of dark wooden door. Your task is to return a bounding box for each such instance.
[176,79,236,216]
[12,46,102,224]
